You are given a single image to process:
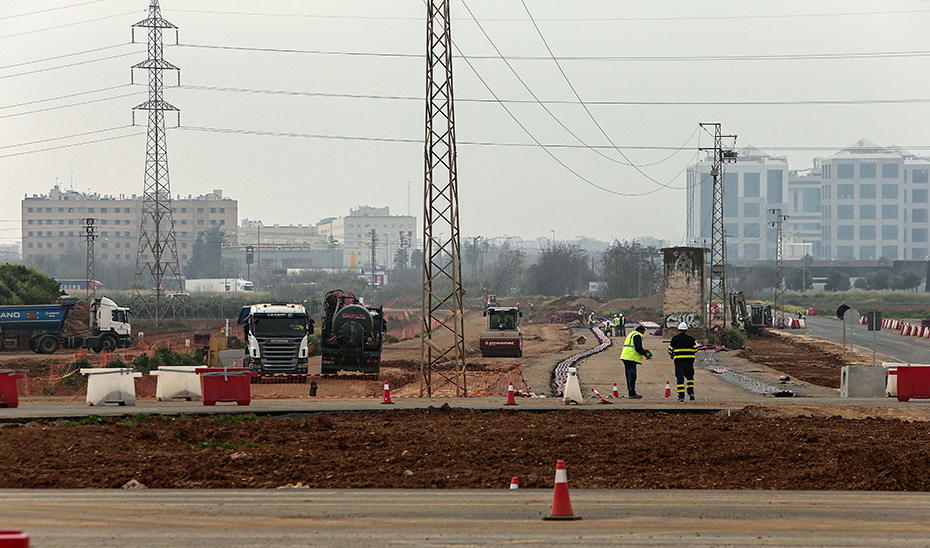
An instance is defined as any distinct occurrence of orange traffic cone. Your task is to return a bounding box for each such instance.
[510,476,519,490]
[664,381,671,399]
[504,382,517,405]
[382,382,394,404]
[543,459,581,520]
[612,383,619,398]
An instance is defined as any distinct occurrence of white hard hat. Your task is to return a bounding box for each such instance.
[678,322,689,330]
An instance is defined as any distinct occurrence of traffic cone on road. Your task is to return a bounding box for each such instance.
[664,381,671,399]
[510,477,519,490]
[504,382,517,405]
[382,382,394,404]
[543,460,581,521]
[612,383,619,398]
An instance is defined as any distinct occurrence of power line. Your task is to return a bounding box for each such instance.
[0,50,138,79]
[0,128,141,159]
[0,11,141,40]
[0,0,106,21]
[163,7,930,22]
[0,43,130,70]
[178,84,930,106]
[174,42,930,63]
[0,83,132,111]
[0,126,136,151]
[0,90,143,119]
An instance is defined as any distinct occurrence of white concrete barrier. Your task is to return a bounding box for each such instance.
[80,368,142,406]
[150,366,202,401]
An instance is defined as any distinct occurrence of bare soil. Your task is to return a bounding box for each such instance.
[736,333,862,389]
[2,408,930,490]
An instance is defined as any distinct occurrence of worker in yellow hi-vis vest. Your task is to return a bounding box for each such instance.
[619,324,652,399]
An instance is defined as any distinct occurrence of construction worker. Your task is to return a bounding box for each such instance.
[617,312,626,337]
[667,321,698,402]
[620,324,652,399]
[611,315,620,337]
[578,305,586,326]
[588,312,595,326]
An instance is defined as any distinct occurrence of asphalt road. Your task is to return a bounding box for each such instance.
[804,316,930,364]
[4,489,930,547]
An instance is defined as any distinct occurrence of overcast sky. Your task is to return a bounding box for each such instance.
[3,0,929,249]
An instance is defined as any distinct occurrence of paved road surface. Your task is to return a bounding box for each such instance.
[805,316,930,364]
[3,489,930,547]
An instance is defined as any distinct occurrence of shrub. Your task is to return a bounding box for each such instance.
[709,327,746,350]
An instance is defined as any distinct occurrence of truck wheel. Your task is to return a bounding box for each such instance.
[99,335,118,354]
[36,335,60,354]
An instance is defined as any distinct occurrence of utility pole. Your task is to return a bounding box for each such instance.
[421,0,466,397]
[368,229,379,291]
[698,123,737,330]
[129,0,182,326]
[82,218,97,302]
[770,208,789,325]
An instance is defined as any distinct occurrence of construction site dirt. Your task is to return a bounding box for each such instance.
[2,297,930,491]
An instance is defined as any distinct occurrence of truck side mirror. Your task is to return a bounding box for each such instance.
[307,319,315,335]
[483,310,487,317]
[519,312,523,317]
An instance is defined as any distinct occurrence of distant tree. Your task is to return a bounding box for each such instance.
[394,248,409,270]
[186,226,225,279]
[525,242,588,296]
[733,264,776,298]
[853,277,869,290]
[891,271,923,291]
[410,249,423,270]
[785,267,813,291]
[490,250,525,294]
[824,270,850,291]
[600,240,659,299]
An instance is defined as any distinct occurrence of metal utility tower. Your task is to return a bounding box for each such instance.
[421,0,467,397]
[129,0,182,325]
[82,218,97,302]
[698,123,737,328]
[770,208,789,323]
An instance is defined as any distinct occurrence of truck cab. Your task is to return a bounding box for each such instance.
[239,303,314,375]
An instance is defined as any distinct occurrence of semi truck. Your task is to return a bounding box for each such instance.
[0,295,132,354]
[238,302,314,375]
[184,278,254,292]
[479,306,523,357]
[320,290,385,375]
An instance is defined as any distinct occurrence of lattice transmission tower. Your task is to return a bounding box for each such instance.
[421,0,467,397]
[82,218,97,302]
[770,208,789,323]
[698,123,737,328]
[129,0,182,325]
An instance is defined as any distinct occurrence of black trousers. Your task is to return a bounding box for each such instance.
[674,358,695,398]
[622,359,639,396]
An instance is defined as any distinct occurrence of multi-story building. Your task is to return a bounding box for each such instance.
[687,146,789,261]
[820,140,930,261]
[21,185,237,270]
[316,206,416,269]
[786,161,823,258]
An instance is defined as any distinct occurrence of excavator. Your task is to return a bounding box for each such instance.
[729,292,773,334]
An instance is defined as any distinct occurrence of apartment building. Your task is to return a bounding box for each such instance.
[316,206,416,269]
[21,186,237,269]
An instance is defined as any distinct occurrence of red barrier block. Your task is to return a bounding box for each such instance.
[894,366,930,402]
[0,371,24,409]
[0,530,29,547]
[195,368,258,406]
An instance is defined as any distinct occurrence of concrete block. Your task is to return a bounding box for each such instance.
[840,366,887,398]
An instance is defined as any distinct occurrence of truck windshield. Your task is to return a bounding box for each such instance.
[252,317,307,337]
[489,311,515,330]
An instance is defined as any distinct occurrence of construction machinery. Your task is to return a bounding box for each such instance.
[479,306,523,357]
[239,302,313,375]
[729,292,773,334]
[320,290,385,375]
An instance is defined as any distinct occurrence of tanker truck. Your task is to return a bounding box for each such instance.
[319,289,385,375]
[238,302,314,376]
[0,295,132,354]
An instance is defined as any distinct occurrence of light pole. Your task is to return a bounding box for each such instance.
[550,229,555,245]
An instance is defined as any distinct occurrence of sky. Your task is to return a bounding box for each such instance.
[3,0,930,249]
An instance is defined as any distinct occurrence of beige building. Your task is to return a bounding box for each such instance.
[316,206,416,269]
[22,185,237,269]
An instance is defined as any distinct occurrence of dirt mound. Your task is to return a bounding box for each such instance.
[64,300,91,333]
[4,410,930,490]
[624,307,662,324]
[600,293,663,312]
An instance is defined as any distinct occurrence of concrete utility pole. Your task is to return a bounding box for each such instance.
[82,218,97,302]
[770,208,789,324]
[698,123,737,330]
[129,0,183,325]
[421,0,466,397]
[367,229,379,291]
